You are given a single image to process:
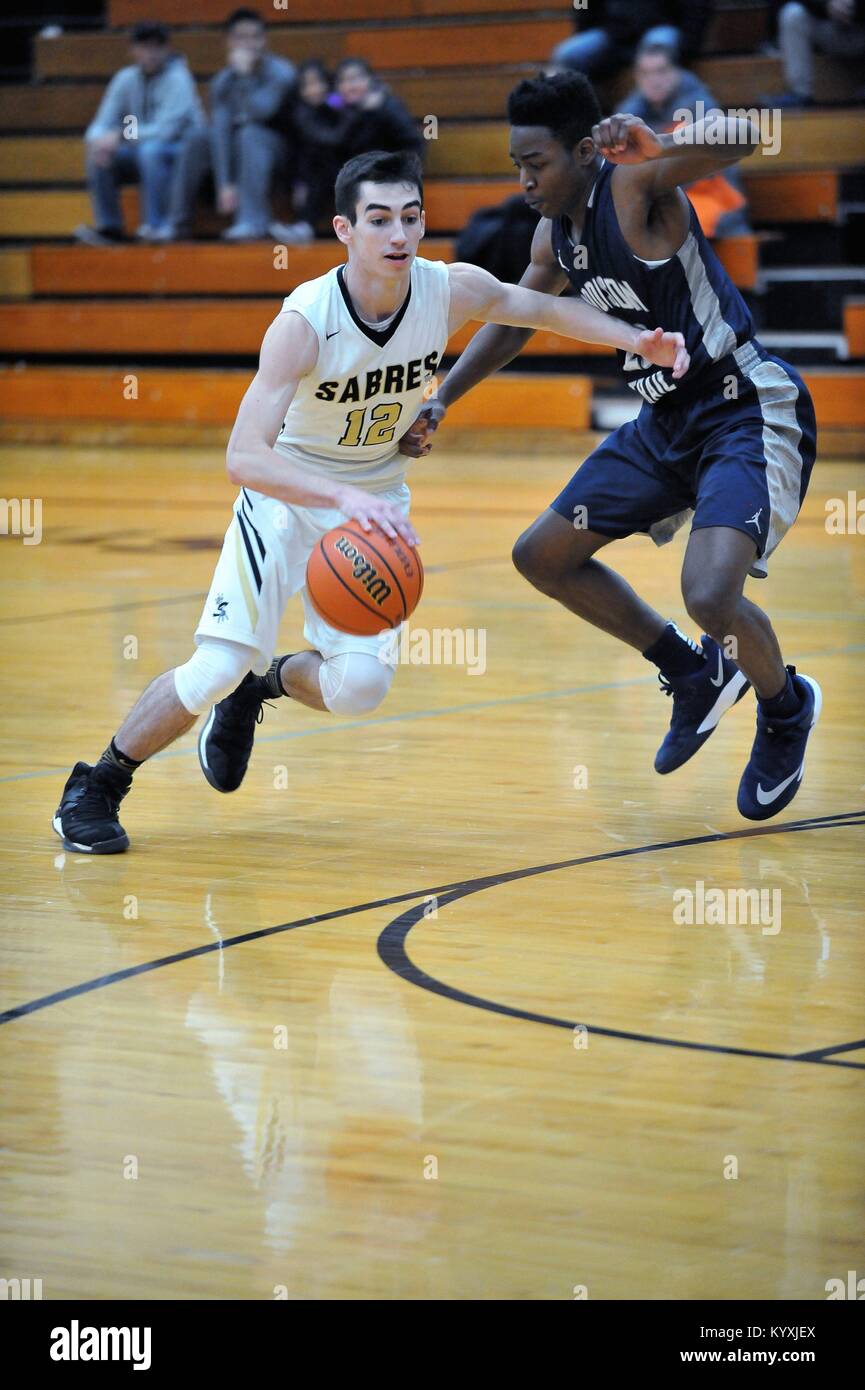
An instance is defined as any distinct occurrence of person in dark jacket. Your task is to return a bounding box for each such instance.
[74,22,203,245]
[335,58,422,159]
[550,1,713,79]
[766,0,865,106]
[166,7,295,241]
[280,60,345,245]
[273,57,422,246]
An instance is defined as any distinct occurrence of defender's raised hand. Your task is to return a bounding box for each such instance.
[591,114,665,165]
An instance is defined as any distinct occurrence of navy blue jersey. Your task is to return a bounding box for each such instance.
[550,159,755,406]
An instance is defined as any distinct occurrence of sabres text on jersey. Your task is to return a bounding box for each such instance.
[314,351,441,404]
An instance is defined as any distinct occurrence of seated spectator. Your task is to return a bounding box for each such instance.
[765,0,865,106]
[74,21,203,245]
[272,57,422,247]
[282,60,346,245]
[550,1,712,80]
[620,41,751,237]
[335,58,422,159]
[167,7,296,241]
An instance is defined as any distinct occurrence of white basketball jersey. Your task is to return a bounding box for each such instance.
[274,255,451,492]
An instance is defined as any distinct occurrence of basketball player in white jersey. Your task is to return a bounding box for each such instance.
[53,149,688,853]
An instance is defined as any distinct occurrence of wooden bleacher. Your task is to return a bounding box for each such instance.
[2,114,862,185]
[0,2,863,445]
[844,302,865,358]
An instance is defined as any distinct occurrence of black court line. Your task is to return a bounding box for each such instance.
[376,810,865,1072]
[2,810,863,1073]
[794,1038,865,1061]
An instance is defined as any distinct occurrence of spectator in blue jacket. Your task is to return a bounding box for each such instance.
[550,1,712,79]
[74,22,203,245]
[166,7,296,241]
[619,41,751,237]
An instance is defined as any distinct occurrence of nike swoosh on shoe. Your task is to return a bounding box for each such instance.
[696,668,749,735]
[755,765,804,805]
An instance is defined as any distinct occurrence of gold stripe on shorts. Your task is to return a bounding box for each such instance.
[234,520,259,630]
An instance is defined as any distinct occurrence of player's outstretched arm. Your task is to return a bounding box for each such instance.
[448,260,690,375]
[399,219,568,456]
[593,111,759,196]
[440,220,567,404]
[227,310,419,543]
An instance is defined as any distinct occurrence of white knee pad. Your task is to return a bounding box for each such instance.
[319,651,394,716]
[173,638,257,715]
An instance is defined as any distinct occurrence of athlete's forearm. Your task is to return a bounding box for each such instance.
[492,283,642,353]
[656,116,759,161]
[438,324,535,408]
[227,441,345,509]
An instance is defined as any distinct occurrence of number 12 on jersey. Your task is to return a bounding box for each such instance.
[338,401,403,448]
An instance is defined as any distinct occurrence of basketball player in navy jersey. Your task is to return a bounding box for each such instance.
[53,148,688,853]
[404,73,820,821]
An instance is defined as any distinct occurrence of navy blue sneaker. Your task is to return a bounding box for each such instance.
[737,670,822,821]
[198,673,271,793]
[655,635,751,774]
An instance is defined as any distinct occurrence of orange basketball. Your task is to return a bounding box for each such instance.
[306,520,424,636]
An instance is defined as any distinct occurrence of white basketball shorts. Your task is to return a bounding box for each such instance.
[194,483,411,674]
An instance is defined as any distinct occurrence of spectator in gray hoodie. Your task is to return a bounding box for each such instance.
[74,22,203,245]
[166,7,296,241]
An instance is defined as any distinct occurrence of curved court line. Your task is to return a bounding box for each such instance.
[376,810,865,1072]
[1,809,863,1071]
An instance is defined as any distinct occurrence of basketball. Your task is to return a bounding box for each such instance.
[306,520,424,635]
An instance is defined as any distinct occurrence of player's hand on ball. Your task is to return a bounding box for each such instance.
[336,487,420,547]
[398,399,446,458]
[591,114,664,164]
[637,327,690,379]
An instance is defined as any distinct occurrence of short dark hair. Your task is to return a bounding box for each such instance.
[507,71,602,149]
[335,149,423,224]
[131,21,169,45]
[336,56,372,79]
[298,58,331,85]
[636,39,678,63]
[226,7,265,30]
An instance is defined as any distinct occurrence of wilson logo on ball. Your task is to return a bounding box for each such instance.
[307,519,424,636]
[334,535,393,606]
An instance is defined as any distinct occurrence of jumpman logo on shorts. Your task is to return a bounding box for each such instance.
[745,508,763,529]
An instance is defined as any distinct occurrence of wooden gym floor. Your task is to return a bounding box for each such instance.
[0,435,862,1300]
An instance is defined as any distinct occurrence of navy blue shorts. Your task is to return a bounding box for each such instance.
[551,343,817,577]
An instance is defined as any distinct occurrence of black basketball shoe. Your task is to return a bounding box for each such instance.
[198,672,272,793]
[52,761,131,854]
